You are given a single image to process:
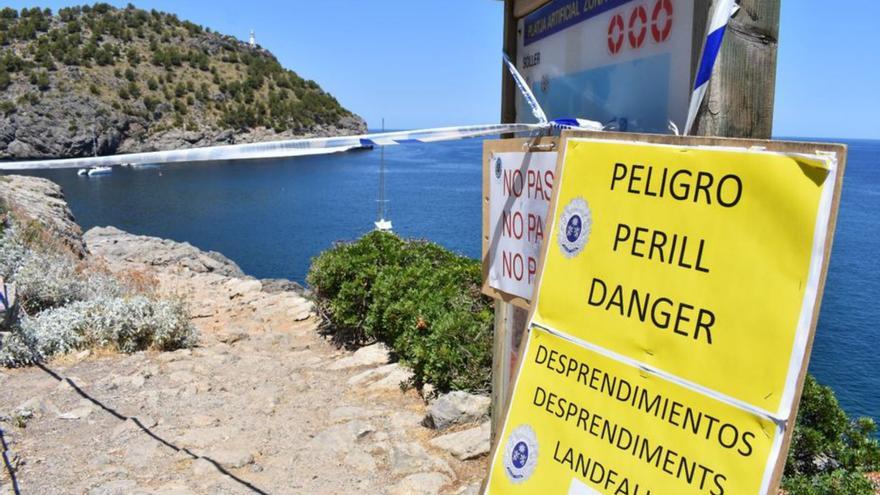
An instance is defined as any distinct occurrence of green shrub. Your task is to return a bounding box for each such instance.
[782,374,880,493]
[307,232,493,392]
[782,470,875,495]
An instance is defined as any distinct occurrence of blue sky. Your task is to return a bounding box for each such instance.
[7,0,880,139]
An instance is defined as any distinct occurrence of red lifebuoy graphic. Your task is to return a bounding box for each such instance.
[628,5,647,49]
[651,0,674,43]
[607,14,624,54]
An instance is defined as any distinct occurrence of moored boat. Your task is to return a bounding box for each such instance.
[87,166,112,176]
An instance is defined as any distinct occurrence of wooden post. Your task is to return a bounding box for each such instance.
[490,299,529,441]
[490,300,509,442]
[491,0,523,437]
[692,0,781,139]
[500,0,518,127]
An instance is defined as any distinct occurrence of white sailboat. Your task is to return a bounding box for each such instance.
[374,118,392,232]
[78,128,113,176]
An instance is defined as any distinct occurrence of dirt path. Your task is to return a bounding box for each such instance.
[0,229,488,495]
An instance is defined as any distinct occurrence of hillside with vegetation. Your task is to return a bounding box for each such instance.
[0,4,366,159]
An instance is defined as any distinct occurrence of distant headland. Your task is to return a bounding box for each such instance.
[0,4,366,160]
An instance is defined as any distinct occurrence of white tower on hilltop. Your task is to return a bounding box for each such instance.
[249,30,256,48]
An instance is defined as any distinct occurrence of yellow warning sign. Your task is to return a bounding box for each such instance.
[485,134,846,495]
[532,138,837,415]
[486,327,779,495]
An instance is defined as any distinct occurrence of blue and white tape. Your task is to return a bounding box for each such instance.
[503,53,548,125]
[685,0,738,135]
[0,123,548,170]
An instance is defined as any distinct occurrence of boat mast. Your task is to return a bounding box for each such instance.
[378,118,385,222]
[374,118,392,232]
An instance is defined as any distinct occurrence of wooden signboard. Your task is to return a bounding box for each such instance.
[484,130,846,495]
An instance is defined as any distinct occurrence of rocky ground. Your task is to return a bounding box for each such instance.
[0,179,491,494]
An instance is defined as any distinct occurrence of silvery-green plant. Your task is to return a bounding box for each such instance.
[0,296,196,367]
[0,213,197,367]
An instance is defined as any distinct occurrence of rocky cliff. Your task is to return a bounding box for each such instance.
[0,174,87,256]
[0,5,366,160]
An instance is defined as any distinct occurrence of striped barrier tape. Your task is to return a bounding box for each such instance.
[0,122,547,170]
[685,0,739,135]
[503,53,548,125]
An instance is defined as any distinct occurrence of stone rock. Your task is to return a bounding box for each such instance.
[216,330,249,345]
[368,364,414,391]
[191,458,217,477]
[145,482,196,495]
[190,415,217,427]
[88,479,138,495]
[133,415,158,428]
[428,422,491,460]
[307,421,375,454]
[130,374,146,389]
[260,278,308,295]
[14,397,45,417]
[169,371,196,384]
[226,278,262,298]
[58,405,93,420]
[388,472,451,495]
[175,426,237,449]
[389,442,453,477]
[347,363,399,386]
[84,226,246,278]
[329,343,391,370]
[329,406,377,422]
[291,309,312,322]
[122,437,160,468]
[0,175,87,257]
[387,411,424,430]
[425,391,491,430]
[343,448,376,472]
[205,448,254,469]
[453,483,482,495]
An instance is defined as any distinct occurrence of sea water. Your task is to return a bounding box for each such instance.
[16,137,880,425]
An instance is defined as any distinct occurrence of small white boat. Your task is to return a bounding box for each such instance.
[77,168,88,176]
[87,166,113,176]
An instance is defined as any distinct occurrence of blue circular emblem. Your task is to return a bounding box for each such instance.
[557,197,592,259]
[512,441,529,468]
[565,215,582,243]
[504,424,538,483]
[494,157,503,179]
